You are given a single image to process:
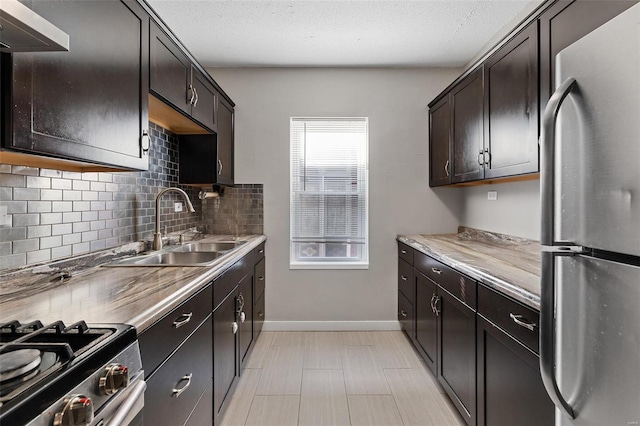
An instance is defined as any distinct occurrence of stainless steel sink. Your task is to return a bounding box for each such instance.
[105,251,223,267]
[175,241,247,253]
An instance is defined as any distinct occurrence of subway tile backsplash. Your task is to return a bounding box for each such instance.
[202,184,263,235]
[0,123,203,270]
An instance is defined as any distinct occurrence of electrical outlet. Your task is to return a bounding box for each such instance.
[487,191,498,201]
[174,202,183,213]
[0,206,9,226]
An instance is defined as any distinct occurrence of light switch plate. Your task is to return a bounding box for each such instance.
[487,191,498,201]
[174,202,183,213]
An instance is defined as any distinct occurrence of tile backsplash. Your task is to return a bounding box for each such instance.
[0,123,203,270]
[202,184,263,235]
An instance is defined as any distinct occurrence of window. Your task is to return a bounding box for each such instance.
[290,118,369,269]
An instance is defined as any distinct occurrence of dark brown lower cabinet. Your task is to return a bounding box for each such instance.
[477,316,554,426]
[437,289,476,426]
[144,317,213,426]
[237,273,253,372]
[213,291,237,423]
[184,380,213,426]
[397,290,415,340]
[415,272,437,373]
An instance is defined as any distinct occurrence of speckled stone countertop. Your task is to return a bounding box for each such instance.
[398,227,541,310]
[0,235,266,332]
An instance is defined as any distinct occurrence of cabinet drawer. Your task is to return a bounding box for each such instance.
[398,258,414,302]
[139,283,213,375]
[415,251,476,309]
[253,242,266,264]
[254,257,266,303]
[214,256,249,310]
[144,317,213,426]
[398,242,413,265]
[478,284,539,353]
[398,290,414,338]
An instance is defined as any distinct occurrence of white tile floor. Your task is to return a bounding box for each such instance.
[220,331,465,426]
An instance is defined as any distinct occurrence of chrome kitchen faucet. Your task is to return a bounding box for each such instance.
[153,187,196,251]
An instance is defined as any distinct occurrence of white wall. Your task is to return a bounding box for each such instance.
[461,180,540,240]
[208,68,462,328]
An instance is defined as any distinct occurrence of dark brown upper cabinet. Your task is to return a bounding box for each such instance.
[150,22,217,133]
[428,96,451,187]
[483,22,538,179]
[539,0,636,117]
[1,0,150,171]
[179,97,234,187]
[451,67,484,183]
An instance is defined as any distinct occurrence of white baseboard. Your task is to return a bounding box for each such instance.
[262,321,401,332]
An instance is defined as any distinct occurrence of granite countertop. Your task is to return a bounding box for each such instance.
[398,227,541,310]
[0,235,266,332]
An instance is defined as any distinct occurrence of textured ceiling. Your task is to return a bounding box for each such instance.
[146,0,537,67]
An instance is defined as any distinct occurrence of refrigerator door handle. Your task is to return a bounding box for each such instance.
[540,77,577,246]
[540,250,575,419]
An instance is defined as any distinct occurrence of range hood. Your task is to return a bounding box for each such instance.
[0,0,69,52]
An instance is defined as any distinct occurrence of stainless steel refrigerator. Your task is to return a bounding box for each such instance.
[539,3,640,425]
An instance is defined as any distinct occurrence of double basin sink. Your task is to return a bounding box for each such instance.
[105,241,247,267]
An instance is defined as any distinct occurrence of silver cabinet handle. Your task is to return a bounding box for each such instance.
[171,373,192,398]
[478,150,485,166]
[193,86,199,107]
[259,249,264,254]
[236,293,245,311]
[232,322,238,334]
[509,313,536,331]
[401,249,407,254]
[431,267,442,275]
[444,159,450,176]
[258,276,265,281]
[430,294,437,314]
[539,78,578,420]
[483,149,491,165]
[400,275,408,281]
[172,312,193,329]
[218,159,223,176]
[187,85,195,105]
[399,310,408,318]
[141,130,150,156]
[258,311,264,319]
[239,311,246,323]
[433,296,441,317]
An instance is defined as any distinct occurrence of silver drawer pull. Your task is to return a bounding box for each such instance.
[239,311,246,323]
[259,249,264,254]
[258,276,265,281]
[399,310,408,318]
[172,312,193,329]
[171,373,192,398]
[401,249,407,254]
[431,267,442,275]
[232,322,238,334]
[400,275,408,281]
[258,311,264,319]
[510,313,536,331]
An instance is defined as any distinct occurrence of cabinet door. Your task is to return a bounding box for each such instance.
[477,316,554,426]
[216,97,234,186]
[397,290,414,341]
[191,66,218,132]
[437,289,476,426]
[144,318,213,426]
[213,292,237,419]
[7,0,149,170]
[451,67,484,183]
[428,96,451,187]
[238,273,253,371]
[539,0,635,117]
[150,21,190,115]
[415,272,437,373]
[484,23,538,179]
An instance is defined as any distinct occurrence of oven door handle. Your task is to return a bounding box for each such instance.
[107,380,146,426]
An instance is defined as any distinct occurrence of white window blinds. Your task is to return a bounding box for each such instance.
[290,118,369,268]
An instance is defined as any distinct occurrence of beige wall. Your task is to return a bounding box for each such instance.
[461,180,540,240]
[208,67,462,329]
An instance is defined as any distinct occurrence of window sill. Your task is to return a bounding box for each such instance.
[290,262,369,270]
